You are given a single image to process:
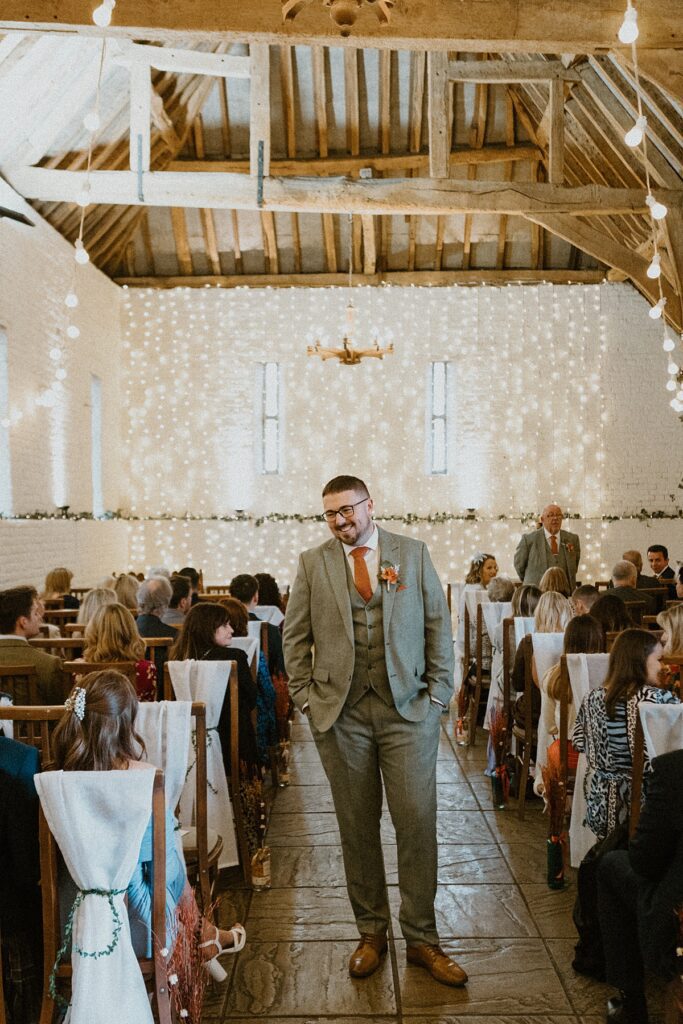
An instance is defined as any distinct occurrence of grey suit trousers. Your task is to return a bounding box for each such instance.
[309,689,442,945]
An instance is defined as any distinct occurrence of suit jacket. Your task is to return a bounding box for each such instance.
[513,527,581,590]
[248,613,285,677]
[0,738,41,936]
[0,638,65,704]
[629,748,683,977]
[283,526,454,733]
[611,585,655,615]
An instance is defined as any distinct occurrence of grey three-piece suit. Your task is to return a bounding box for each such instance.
[283,525,454,943]
[513,527,581,590]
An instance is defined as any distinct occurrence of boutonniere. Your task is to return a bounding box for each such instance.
[563,542,575,554]
[379,561,406,592]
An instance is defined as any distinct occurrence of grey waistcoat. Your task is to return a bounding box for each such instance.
[344,556,395,708]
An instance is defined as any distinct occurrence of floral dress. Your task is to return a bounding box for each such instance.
[572,684,679,840]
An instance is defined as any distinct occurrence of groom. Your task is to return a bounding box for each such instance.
[284,475,466,986]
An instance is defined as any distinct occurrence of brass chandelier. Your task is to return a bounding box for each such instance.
[282,0,394,38]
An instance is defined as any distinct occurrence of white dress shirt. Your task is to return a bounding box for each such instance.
[342,524,380,593]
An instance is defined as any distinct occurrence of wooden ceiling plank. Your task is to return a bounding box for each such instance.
[361,214,376,274]
[113,41,251,79]
[428,51,449,177]
[615,49,683,107]
[448,59,580,83]
[462,60,488,271]
[150,84,181,152]
[378,49,391,155]
[140,207,156,275]
[496,91,515,270]
[322,212,337,272]
[171,206,193,275]
[344,47,360,156]
[260,210,279,274]
[2,2,680,52]
[249,43,270,176]
[312,44,328,158]
[612,60,683,150]
[433,215,445,271]
[548,78,564,185]
[279,44,296,159]
[231,209,243,273]
[129,60,151,172]
[193,114,222,275]
[218,78,231,155]
[290,212,302,273]
[407,50,426,272]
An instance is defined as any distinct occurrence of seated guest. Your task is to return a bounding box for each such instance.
[572,629,679,842]
[82,603,157,701]
[457,552,498,666]
[114,573,139,614]
[220,596,277,769]
[677,564,683,600]
[572,584,599,616]
[590,593,634,641]
[511,583,541,618]
[622,549,660,591]
[169,603,259,777]
[657,604,683,656]
[0,586,65,703]
[75,586,117,634]
[611,560,655,615]
[161,574,193,628]
[229,574,286,679]
[539,566,571,598]
[597,747,683,1024]
[178,566,201,606]
[136,577,176,678]
[646,544,675,583]
[487,576,515,605]
[148,565,171,580]
[52,670,245,970]
[40,567,79,609]
[96,575,117,591]
[511,592,573,729]
[254,572,285,613]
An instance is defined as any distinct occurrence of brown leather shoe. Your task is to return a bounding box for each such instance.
[348,933,388,978]
[406,943,468,987]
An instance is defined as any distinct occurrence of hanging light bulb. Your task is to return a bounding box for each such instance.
[678,389,683,401]
[56,368,67,381]
[64,291,79,308]
[92,0,115,27]
[66,325,81,339]
[667,361,679,375]
[83,110,101,133]
[624,115,647,147]
[649,297,666,319]
[646,194,667,221]
[646,252,661,279]
[74,239,90,265]
[618,5,639,43]
[662,335,675,352]
[665,379,676,392]
[669,398,682,411]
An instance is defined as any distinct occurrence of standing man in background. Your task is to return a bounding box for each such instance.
[284,475,465,988]
[514,503,581,590]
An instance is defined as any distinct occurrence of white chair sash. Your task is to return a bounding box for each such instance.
[514,616,535,649]
[166,661,238,869]
[531,633,566,776]
[253,605,284,627]
[134,701,192,861]
[34,769,156,1024]
[0,693,13,739]
[230,635,259,673]
[482,602,512,725]
[566,654,610,867]
[639,703,683,760]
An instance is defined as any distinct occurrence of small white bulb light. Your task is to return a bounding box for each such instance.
[646,252,661,279]
[667,361,679,375]
[665,379,676,392]
[83,110,101,133]
[56,368,67,381]
[646,194,667,221]
[92,0,115,27]
[624,115,647,148]
[663,335,675,352]
[649,297,666,320]
[670,398,682,411]
[74,239,90,265]
[64,292,79,309]
[66,325,81,339]
[49,347,62,362]
[618,5,639,44]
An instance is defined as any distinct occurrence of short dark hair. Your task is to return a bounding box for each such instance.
[572,584,599,610]
[169,574,192,608]
[322,475,370,499]
[178,566,200,589]
[229,574,259,604]
[0,586,38,633]
[647,544,668,559]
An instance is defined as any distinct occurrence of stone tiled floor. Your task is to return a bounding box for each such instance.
[204,713,661,1023]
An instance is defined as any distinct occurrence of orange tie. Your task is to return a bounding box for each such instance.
[550,534,559,555]
[350,546,373,603]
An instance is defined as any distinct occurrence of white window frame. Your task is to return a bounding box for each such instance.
[90,374,104,517]
[428,360,450,475]
[261,361,281,475]
[0,327,11,515]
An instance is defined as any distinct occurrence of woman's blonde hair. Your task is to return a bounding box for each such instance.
[83,603,145,662]
[76,587,117,627]
[534,591,572,633]
[465,552,496,585]
[657,604,683,656]
[114,574,140,612]
[539,566,571,598]
[42,567,73,597]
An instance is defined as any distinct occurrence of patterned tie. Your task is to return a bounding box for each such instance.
[350,546,373,603]
[550,534,559,555]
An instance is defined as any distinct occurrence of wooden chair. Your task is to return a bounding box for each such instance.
[40,768,171,1024]
[164,663,252,887]
[41,599,64,610]
[143,637,174,660]
[512,635,537,820]
[466,604,491,747]
[605,631,620,652]
[61,661,138,688]
[446,583,452,613]
[41,609,78,627]
[0,664,40,707]
[641,587,667,613]
[594,580,610,591]
[625,600,646,625]
[666,600,683,610]
[501,617,515,719]
[69,588,90,600]
[63,624,85,636]
[29,637,84,658]
[203,585,231,595]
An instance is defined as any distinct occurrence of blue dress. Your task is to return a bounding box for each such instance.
[127,807,186,957]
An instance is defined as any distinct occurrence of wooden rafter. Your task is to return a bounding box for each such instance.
[115,269,607,288]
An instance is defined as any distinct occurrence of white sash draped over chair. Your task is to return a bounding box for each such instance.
[514,616,536,650]
[639,703,683,759]
[34,768,156,1024]
[134,701,192,860]
[253,605,284,628]
[566,653,610,867]
[167,661,239,869]
[233,633,260,670]
[532,633,566,776]
[482,601,512,725]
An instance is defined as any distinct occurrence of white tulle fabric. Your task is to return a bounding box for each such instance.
[166,661,239,868]
[513,616,536,650]
[482,601,512,725]
[566,653,610,867]
[639,703,683,759]
[532,633,566,776]
[253,605,284,627]
[34,768,156,1024]
[134,701,192,859]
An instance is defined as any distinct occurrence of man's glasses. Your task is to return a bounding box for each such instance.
[322,498,368,523]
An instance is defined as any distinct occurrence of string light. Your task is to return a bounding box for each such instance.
[646,252,661,279]
[74,239,90,265]
[645,194,667,221]
[92,0,115,27]
[618,3,639,43]
[624,114,646,148]
[649,297,666,320]
[663,335,675,352]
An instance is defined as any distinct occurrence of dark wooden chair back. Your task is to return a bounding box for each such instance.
[606,631,620,652]
[513,634,536,820]
[594,581,610,591]
[0,664,39,707]
[40,768,171,1023]
[641,588,667,613]
[0,702,61,769]
[41,599,64,610]
[630,714,646,839]
[446,583,452,613]
[69,588,90,600]
[28,638,84,658]
[502,617,515,717]
[41,609,78,626]
[143,637,174,660]
[203,585,230,595]
[61,662,138,687]
[63,624,85,636]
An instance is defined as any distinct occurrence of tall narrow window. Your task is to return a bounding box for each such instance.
[261,362,281,474]
[429,361,449,475]
[0,328,11,515]
[90,374,104,516]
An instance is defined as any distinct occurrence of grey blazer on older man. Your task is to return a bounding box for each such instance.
[513,527,581,590]
[284,526,454,733]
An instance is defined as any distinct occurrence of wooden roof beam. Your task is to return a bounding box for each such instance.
[249,43,270,176]
[111,40,250,78]
[427,51,449,177]
[1,1,680,52]
[9,168,681,215]
[448,60,580,83]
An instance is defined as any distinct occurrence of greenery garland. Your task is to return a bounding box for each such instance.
[1,507,682,526]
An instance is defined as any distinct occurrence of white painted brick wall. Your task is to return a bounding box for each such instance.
[0,520,129,590]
